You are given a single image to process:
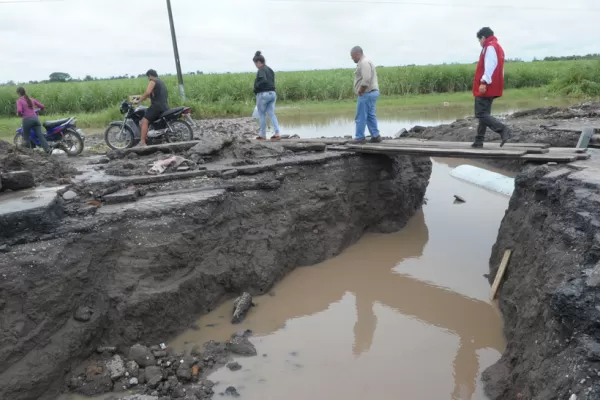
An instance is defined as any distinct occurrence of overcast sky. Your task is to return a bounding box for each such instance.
[1,0,598,82]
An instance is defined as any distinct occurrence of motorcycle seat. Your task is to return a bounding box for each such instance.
[43,118,70,129]
[159,107,186,118]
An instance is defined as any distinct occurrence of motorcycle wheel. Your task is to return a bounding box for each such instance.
[165,120,194,143]
[104,123,135,150]
[61,129,85,156]
[13,132,29,149]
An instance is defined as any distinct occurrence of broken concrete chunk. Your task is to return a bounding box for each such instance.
[102,188,139,204]
[232,292,253,324]
[106,355,125,380]
[1,170,35,191]
[190,134,230,155]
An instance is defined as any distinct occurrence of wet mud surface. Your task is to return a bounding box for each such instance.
[0,120,431,400]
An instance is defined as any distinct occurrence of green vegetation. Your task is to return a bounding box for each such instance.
[1,59,599,118]
[0,59,598,141]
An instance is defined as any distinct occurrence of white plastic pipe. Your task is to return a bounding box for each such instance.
[449,165,514,197]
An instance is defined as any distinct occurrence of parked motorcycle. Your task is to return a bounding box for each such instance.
[104,100,194,150]
[13,110,85,156]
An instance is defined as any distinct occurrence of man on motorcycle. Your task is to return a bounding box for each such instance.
[133,69,169,146]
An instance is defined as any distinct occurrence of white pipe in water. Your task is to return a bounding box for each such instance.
[449,165,514,197]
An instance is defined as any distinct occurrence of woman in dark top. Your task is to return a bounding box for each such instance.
[16,87,50,153]
[253,51,281,140]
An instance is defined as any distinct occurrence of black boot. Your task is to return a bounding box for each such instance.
[471,142,483,149]
[500,127,512,147]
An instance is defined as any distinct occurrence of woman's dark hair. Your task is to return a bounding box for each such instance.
[146,69,158,78]
[476,27,494,39]
[253,51,266,64]
[16,87,33,109]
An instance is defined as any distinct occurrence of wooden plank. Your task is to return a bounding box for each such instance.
[490,250,512,300]
[521,153,578,162]
[548,147,587,154]
[384,139,550,149]
[377,141,548,154]
[344,144,528,159]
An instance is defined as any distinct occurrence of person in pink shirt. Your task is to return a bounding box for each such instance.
[16,87,50,153]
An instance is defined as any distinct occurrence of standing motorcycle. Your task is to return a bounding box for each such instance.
[104,100,194,150]
[14,109,85,156]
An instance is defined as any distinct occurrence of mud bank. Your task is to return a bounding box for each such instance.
[482,151,600,400]
[0,138,431,399]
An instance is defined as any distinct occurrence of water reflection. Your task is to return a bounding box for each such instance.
[171,159,508,400]
[278,98,573,138]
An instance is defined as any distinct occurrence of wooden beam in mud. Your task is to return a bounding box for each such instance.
[521,153,580,163]
[491,250,512,300]
[338,144,529,159]
[383,139,551,149]
[548,147,588,154]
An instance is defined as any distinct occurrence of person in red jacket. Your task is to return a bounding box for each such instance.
[472,27,512,148]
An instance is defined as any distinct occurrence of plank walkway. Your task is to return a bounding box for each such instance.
[323,140,591,164]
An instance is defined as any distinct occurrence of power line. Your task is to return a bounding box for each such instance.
[268,0,600,12]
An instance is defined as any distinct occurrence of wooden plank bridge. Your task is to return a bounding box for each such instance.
[292,138,591,164]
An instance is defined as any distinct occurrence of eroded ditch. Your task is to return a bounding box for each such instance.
[2,102,600,400]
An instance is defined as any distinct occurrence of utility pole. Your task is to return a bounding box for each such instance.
[166,0,185,100]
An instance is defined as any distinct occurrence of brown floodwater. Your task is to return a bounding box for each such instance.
[58,157,510,400]
[167,158,509,400]
[278,98,574,138]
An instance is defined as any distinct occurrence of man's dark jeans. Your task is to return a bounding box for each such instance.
[474,96,507,144]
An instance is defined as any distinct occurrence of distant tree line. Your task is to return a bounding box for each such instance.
[0,70,206,86]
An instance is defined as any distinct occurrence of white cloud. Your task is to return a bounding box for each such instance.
[1,0,598,82]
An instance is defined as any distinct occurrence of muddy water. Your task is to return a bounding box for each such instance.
[278,98,572,138]
[166,158,509,400]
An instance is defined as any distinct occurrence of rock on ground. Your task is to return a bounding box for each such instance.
[0,171,35,191]
[129,344,156,368]
[226,337,257,356]
[231,292,253,324]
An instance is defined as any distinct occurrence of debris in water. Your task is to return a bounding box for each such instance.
[227,362,242,371]
[225,386,240,397]
[454,195,466,203]
[232,292,253,324]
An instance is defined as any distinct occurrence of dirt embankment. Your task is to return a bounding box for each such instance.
[482,158,600,400]
[0,137,431,399]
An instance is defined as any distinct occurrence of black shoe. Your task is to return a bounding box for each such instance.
[471,142,483,149]
[500,127,512,147]
[369,135,382,143]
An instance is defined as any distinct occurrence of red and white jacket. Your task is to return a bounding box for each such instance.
[473,35,505,98]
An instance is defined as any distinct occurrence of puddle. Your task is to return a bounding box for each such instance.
[277,98,573,138]
[164,158,508,400]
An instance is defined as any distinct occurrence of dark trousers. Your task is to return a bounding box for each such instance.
[23,117,50,152]
[474,96,506,143]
